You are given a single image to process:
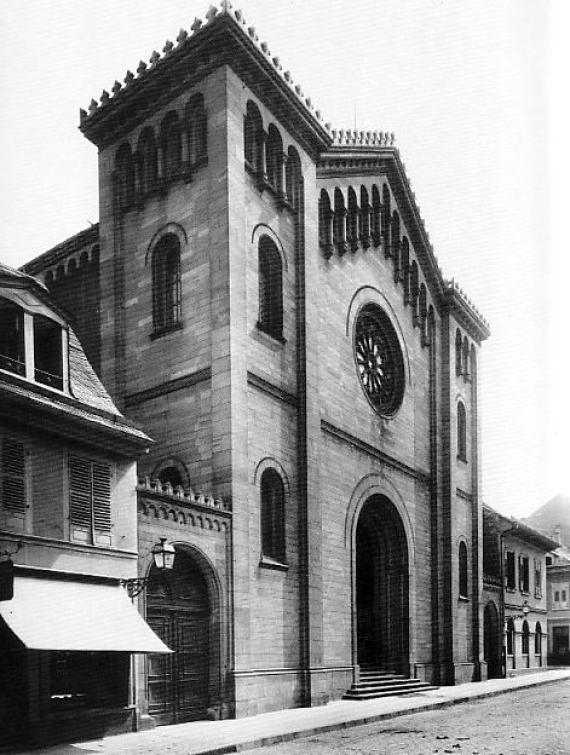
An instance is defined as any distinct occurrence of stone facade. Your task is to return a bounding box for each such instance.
[23,3,490,724]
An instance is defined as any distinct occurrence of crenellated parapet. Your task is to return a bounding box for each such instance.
[444,279,490,339]
[80,2,332,149]
[137,475,229,512]
[137,477,231,535]
[330,130,395,147]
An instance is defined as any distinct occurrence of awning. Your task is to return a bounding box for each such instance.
[0,575,171,653]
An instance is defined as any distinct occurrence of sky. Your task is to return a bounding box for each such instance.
[0,0,568,519]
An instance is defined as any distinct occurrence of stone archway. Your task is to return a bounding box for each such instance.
[146,546,220,725]
[483,601,502,678]
[355,495,409,674]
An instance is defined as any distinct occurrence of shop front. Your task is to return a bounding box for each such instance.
[0,570,170,749]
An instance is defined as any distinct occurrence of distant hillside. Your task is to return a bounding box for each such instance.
[524,494,570,547]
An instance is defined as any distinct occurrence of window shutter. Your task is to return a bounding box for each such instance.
[92,463,111,531]
[1,438,26,512]
[69,455,92,527]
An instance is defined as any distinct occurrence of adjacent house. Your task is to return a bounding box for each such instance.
[482,505,558,677]
[546,549,570,666]
[0,263,169,748]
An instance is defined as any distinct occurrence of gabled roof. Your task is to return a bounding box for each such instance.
[79,2,331,157]
[317,144,490,341]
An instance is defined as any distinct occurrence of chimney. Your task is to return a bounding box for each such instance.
[554,524,562,544]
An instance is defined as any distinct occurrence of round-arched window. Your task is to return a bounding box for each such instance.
[354,304,405,416]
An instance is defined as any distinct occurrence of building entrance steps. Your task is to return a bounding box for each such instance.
[343,666,437,699]
[14,668,570,755]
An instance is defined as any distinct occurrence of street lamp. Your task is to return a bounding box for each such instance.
[121,537,175,599]
[510,600,530,621]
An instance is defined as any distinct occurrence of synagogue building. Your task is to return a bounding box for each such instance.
[21,2,490,727]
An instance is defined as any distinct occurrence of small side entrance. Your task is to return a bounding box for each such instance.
[146,548,212,725]
[483,601,502,678]
[355,495,409,674]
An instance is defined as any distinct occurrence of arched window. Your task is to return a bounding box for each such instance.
[506,618,515,656]
[244,101,263,173]
[115,142,134,210]
[333,188,347,254]
[419,284,428,339]
[359,186,371,248]
[347,187,359,252]
[266,125,283,194]
[459,541,468,598]
[161,112,182,182]
[187,93,207,166]
[285,146,301,209]
[319,190,333,256]
[157,466,184,489]
[410,261,419,320]
[258,236,283,340]
[522,620,530,655]
[137,127,158,196]
[535,622,542,656]
[455,329,463,376]
[381,184,391,252]
[371,185,381,245]
[401,238,410,301]
[0,298,25,377]
[457,401,467,461]
[463,336,470,380]
[152,234,181,333]
[260,468,285,562]
[391,210,401,276]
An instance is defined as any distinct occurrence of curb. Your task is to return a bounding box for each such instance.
[190,673,570,755]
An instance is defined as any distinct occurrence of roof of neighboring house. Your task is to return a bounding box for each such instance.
[0,264,151,456]
[484,504,561,553]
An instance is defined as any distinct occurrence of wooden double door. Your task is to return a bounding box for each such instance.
[146,549,211,725]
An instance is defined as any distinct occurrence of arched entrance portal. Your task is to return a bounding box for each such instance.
[146,547,217,725]
[355,495,409,674]
[483,601,502,678]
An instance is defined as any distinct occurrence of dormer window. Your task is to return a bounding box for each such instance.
[0,299,25,376]
[0,295,68,393]
[34,314,63,390]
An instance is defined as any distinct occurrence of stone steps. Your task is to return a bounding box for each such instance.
[342,668,436,700]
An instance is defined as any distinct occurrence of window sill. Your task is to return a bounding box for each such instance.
[256,322,286,345]
[459,594,470,602]
[456,455,468,464]
[150,322,183,341]
[259,556,288,572]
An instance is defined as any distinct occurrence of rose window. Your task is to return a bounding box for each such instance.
[354,305,404,416]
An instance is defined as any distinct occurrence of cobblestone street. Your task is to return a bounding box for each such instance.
[239,680,570,755]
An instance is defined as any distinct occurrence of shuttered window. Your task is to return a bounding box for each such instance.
[1,438,26,512]
[69,456,111,533]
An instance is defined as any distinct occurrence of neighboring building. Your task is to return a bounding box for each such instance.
[482,505,558,677]
[525,494,570,549]
[546,548,570,666]
[0,263,169,749]
[22,3,490,725]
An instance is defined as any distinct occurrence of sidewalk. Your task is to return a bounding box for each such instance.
[27,668,570,755]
